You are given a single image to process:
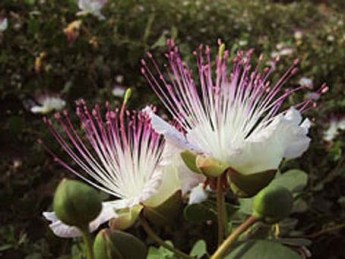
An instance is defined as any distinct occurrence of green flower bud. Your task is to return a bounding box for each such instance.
[253,185,293,224]
[123,88,132,104]
[94,229,147,259]
[218,43,226,59]
[53,179,102,228]
[196,155,229,177]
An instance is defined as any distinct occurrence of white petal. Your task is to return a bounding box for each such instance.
[43,201,121,238]
[229,137,284,175]
[188,183,208,205]
[132,169,163,207]
[284,107,302,124]
[143,165,180,208]
[338,119,345,130]
[42,97,66,112]
[160,140,181,166]
[30,105,47,114]
[179,168,206,196]
[282,108,311,159]
[161,141,205,195]
[143,107,200,151]
[300,118,311,134]
[94,12,106,20]
[77,0,106,19]
[229,107,310,174]
[323,121,338,142]
[112,86,126,97]
[43,212,81,238]
[0,18,8,32]
[76,10,89,17]
[31,97,66,114]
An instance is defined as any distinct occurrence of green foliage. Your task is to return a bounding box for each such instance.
[226,240,301,259]
[184,201,217,223]
[147,241,175,259]
[189,240,208,258]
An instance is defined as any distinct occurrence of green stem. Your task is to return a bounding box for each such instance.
[139,214,192,259]
[211,216,258,259]
[80,226,94,259]
[216,176,226,245]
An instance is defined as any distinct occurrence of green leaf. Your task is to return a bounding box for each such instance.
[151,34,167,49]
[190,240,207,258]
[7,116,25,136]
[147,241,175,259]
[270,170,308,193]
[25,253,43,259]
[147,247,163,259]
[238,198,253,215]
[25,0,36,5]
[170,26,178,39]
[143,14,155,43]
[277,238,312,247]
[292,199,308,213]
[226,240,301,259]
[0,244,13,252]
[28,19,40,35]
[184,201,217,223]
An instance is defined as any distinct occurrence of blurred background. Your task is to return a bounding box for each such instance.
[0,0,344,258]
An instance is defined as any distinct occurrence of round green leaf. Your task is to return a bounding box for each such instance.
[190,240,208,258]
[226,240,301,259]
[183,201,217,223]
[270,170,308,193]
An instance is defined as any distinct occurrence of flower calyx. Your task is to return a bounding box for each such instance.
[195,155,230,177]
[227,168,277,198]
